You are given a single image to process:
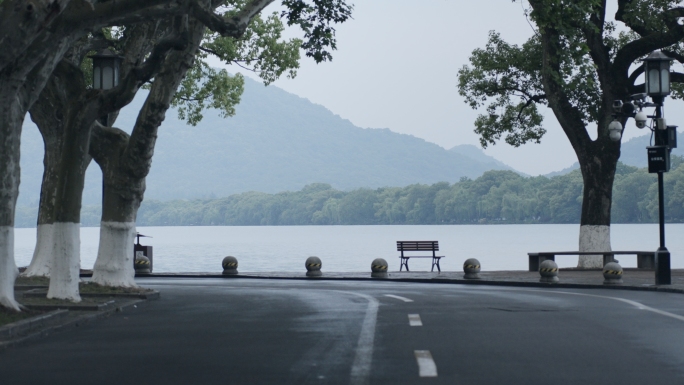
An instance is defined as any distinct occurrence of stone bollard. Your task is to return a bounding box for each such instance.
[603,262,623,285]
[305,256,322,277]
[539,260,559,283]
[134,254,151,274]
[222,256,238,275]
[463,258,481,279]
[371,258,389,278]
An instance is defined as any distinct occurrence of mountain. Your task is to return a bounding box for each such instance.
[18,76,516,206]
[544,162,579,178]
[448,144,522,174]
[543,131,683,177]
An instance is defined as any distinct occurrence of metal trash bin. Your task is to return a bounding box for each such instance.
[134,232,153,273]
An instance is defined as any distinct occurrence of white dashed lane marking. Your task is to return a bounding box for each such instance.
[384,294,414,302]
[414,350,438,377]
[408,314,422,326]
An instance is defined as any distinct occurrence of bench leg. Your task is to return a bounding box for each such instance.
[400,257,409,272]
[431,258,441,272]
[529,255,539,272]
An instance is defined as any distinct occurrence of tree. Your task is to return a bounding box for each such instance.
[88,10,308,287]
[458,0,684,267]
[0,0,202,310]
[0,0,352,309]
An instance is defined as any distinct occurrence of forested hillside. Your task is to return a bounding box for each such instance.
[16,157,679,227]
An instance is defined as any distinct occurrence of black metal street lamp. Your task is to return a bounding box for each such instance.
[609,50,675,285]
[89,49,123,125]
[644,51,673,285]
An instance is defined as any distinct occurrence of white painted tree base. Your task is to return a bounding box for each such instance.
[578,225,611,268]
[92,222,137,287]
[22,224,54,277]
[47,222,81,302]
[0,226,21,310]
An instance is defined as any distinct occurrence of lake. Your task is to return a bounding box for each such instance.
[12,224,684,273]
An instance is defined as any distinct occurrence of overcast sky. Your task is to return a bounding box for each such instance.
[210,0,684,176]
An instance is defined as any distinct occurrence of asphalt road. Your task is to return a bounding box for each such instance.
[2,278,684,384]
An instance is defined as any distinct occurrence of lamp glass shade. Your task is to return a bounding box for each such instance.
[661,68,670,94]
[647,69,660,94]
[102,66,113,89]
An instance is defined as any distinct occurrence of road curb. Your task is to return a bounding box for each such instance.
[131,273,684,295]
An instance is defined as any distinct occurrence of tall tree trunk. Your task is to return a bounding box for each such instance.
[576,139,620,267]
[22,69,70,277]
[90,20,205,286]
[45,108,97,302]
[0,36,76,310]
[538,26,624,268]
[0,79,24,311]
[89,127,140,287]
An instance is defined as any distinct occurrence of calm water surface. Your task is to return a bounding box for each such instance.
[13,224,684,273]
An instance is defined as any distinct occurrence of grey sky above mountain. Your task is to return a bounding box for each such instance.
[209,0,684,176]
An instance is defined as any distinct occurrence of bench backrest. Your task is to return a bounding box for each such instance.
[397,241,439,252]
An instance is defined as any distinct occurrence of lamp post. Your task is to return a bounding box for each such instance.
[609,50,675,285]
[89,49,122,126]
[644,51,674,285]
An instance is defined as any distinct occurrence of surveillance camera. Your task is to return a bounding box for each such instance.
[613,100,623,112]
[608,120,623,142]
[635,111,648,129]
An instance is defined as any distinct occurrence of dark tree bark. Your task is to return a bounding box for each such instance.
[89,18,210,286]
[26,20,192,300]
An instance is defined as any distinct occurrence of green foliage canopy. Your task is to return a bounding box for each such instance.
[79,157,678,227]
[458,0,684,149]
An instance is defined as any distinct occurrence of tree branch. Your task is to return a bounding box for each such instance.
[517,94,546,122]
[536,23,592,151]
[613,7,684,79]
[671,72,684,84]
[97,23,190,116]
[190,0,274,38]
[615,0,649,36]
[0,0,67,73]
[663,49,684,64]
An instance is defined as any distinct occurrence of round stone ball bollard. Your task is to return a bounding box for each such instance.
[539,260,559,283]
[305,256,322,277]
[222,256,238,275]
[371,258,389,278]
[134,255,151,274]
[603,262,623,285]
[463,258,481,280]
